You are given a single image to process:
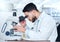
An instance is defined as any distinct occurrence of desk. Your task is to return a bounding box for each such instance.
[6,40,50,42]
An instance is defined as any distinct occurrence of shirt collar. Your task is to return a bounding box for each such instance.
[36,11,45,21]
[33,11,45,24]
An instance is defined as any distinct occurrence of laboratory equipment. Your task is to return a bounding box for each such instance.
[1,12,22,40]
[1,12,28,40]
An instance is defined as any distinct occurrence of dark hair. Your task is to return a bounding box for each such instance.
[23,3,38,12]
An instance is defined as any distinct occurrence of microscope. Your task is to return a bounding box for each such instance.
[1,11,27,40]
[5,15,27,37]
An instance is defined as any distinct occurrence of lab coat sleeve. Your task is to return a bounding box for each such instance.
[25,18,57,40]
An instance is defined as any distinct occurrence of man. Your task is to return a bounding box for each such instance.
[14,3,57,42]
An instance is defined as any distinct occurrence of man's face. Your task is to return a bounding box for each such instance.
[24,11,37,22]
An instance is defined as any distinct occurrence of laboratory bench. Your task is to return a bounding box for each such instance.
[6,40,50,42]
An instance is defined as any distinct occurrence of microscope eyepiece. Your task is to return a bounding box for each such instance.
[19,16,28,22]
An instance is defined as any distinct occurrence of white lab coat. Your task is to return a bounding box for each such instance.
[25,11,58,42]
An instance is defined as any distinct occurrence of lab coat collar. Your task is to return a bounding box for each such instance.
[35,11,45,22]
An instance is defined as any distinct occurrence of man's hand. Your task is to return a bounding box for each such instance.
[14,25,26,33]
